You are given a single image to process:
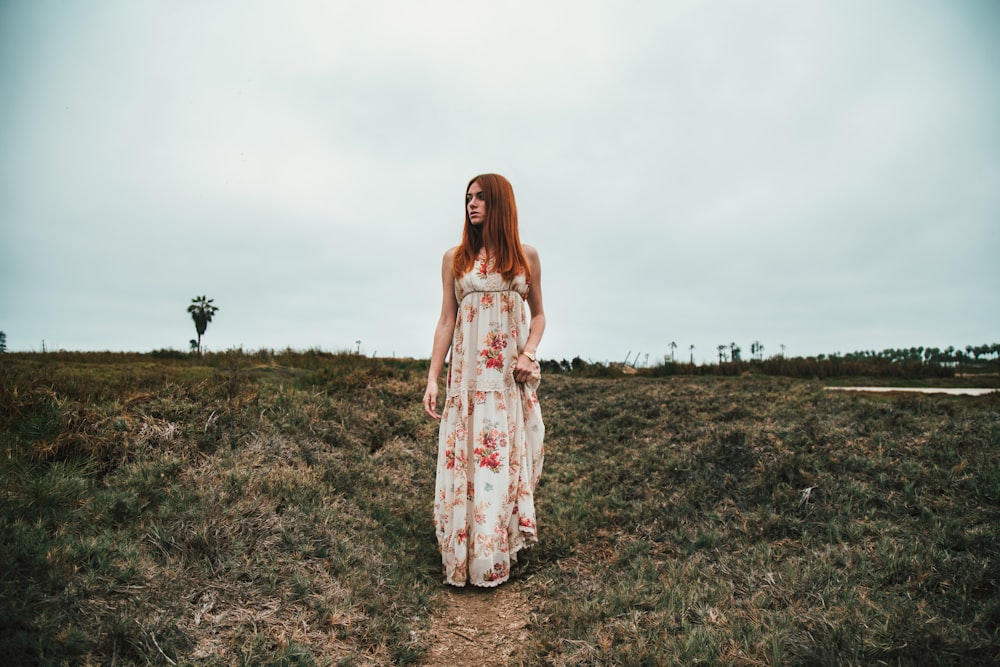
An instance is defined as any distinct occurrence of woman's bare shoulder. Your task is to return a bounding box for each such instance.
[522,244,540,261]
[441,246,458,271]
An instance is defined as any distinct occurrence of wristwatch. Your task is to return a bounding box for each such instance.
[522,350,537,362]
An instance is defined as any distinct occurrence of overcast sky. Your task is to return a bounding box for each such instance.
[2,0,997,364]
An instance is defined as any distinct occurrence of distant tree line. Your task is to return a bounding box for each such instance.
[539,342,1000,379]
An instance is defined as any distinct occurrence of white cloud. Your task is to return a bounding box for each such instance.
[1,0,997,360]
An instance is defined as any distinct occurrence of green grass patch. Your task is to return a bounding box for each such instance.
[1,353,997,664]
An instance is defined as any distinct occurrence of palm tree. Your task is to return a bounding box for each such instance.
[717,344,727,364]
[187,295,219,355]
[689,344,695,364]
[669,341,677,362]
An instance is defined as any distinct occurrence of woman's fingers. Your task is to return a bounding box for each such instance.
[423,388,440,419]
[511,357,540,383]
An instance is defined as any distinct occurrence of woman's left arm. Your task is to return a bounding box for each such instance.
[513,245,545,382]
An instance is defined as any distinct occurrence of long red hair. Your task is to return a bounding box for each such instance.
[452,174,530,284]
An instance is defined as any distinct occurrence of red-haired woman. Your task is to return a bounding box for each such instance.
[423,173,546,587]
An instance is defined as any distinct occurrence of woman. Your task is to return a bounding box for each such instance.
[423,173,546,587]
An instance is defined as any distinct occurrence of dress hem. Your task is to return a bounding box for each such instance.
[441,536,537,588]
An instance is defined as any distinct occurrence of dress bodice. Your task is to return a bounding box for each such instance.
[454,258,530,303]
[448,260,532,395]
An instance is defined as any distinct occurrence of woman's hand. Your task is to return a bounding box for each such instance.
[423,380,440,419]
[513,352,539,384]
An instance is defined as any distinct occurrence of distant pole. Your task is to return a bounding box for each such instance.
[355,340,361,355]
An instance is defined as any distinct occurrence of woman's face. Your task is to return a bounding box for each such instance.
[466,181,486,225]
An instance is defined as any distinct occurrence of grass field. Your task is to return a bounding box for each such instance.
[2,351,997,665]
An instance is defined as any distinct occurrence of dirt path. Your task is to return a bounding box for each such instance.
[420,579,535,666]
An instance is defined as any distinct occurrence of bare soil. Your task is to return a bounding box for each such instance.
[421,579,535,666]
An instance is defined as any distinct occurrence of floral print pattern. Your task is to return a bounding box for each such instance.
[474,419,506,473]
[434,259,544,587]
[479,326,508,371]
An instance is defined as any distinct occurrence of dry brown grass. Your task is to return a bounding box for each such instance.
[2,352,997,665]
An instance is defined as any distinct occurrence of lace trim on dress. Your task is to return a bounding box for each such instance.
[464,267,525,294]
[447,375,517,395]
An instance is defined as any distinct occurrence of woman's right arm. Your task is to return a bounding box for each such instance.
[423,248,458,419]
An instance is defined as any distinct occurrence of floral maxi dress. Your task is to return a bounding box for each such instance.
[434,259,545,587]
